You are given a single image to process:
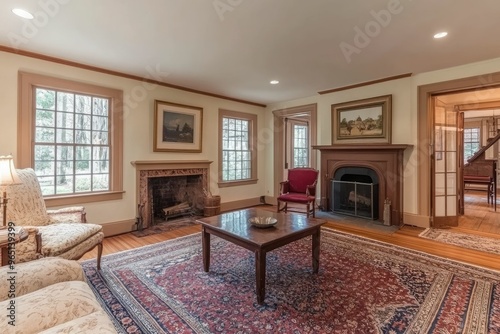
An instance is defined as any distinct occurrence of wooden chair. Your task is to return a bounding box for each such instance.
[277,168,319,217]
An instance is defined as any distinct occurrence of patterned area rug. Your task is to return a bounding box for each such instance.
[82,229,500,333]
[131,216,199,237]
[419,228,500,255]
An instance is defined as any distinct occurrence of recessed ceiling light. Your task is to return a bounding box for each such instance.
[270,80,279,85]
[12,8,34,19]
[434,32,448,39]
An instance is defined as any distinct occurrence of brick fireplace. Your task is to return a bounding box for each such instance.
[131,160,213,229]
[313,145,411,225]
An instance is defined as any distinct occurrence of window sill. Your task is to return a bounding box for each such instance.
[44,191,125,207]
[218,178,258,188]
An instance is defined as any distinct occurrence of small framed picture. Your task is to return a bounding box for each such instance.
[153,100,203,152]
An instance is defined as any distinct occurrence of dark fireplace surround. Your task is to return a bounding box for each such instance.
[313,145,411,225]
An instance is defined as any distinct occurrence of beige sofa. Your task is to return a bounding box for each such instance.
[0,258,116,333]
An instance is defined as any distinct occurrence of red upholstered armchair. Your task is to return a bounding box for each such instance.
[277,168,319,217]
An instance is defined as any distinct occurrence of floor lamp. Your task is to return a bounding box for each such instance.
[0,155,21,227]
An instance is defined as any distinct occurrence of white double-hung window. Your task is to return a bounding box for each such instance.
[218,109,257,187]
[18,72,123,206]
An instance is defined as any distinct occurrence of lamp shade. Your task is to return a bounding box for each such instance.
[0,155,21,186]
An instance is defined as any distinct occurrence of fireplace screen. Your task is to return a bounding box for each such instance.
[331,180,378,220]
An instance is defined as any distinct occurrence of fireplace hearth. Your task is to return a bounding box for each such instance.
[313,145,411,225]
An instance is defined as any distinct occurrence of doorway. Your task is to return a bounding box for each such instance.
[272,104,318,203]
[421,79,500,235]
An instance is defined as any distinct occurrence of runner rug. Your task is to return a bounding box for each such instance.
[419,228,500,256]
[82,229,500,333]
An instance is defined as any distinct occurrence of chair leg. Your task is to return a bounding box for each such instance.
[96,242,103,270]
[306,203,310,217]
[277,201,288,214]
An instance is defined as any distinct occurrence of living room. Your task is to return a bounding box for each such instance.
[1,1,500,333]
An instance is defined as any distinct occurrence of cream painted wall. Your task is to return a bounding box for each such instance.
[0,51,266,228]
[266,56,500,224]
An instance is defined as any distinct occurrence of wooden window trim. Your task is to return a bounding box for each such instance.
[218,109,258,187]
[18,71,124,205]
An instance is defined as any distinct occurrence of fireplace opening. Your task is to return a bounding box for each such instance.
[331,167,379,220]
[148,175,205,224]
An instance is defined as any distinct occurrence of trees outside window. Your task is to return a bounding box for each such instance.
[218,109,257,187]
[18,72,123,205]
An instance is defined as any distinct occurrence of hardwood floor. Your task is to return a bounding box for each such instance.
[80,196,500,271]
[458,189,500,234]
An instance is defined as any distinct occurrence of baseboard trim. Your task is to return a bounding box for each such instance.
[101,219,137,237]
[403,213,430,228]
[221,197,261,212]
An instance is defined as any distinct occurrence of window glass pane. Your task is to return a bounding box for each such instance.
[56,111,74,129]
[93,97,109,116]
[56,92,74,112]
[36,89,55,110]
[35,127,55,143]
[75,175,91,192]
[75,95,92,114]
[463,128,480,163]
[75,114,91,130]
[36,109,55,127]
[56,128,74,143]
[56,175,73,194]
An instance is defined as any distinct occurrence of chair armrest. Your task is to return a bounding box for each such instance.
[48,206,86,223]
[306,184,316,197]
[279,181,290,194]
[0,257,84,301]
[10,226,43,264]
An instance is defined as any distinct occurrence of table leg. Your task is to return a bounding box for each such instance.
[1,247,7,267]
[312,228,320,273]
[202,228,210,272]
[255,250,266,304]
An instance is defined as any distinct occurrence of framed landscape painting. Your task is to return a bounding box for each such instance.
[154,100,203,152]
[332,94,392,145]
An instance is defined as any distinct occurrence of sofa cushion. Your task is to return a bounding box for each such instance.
[0,258,84,301]
[38,311,117,334]
[39,223,103,257]
[277,192,315,204]
[0,281,106,334]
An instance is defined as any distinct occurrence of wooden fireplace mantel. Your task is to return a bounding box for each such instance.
[312,144,412,225]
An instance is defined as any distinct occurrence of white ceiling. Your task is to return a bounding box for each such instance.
[1,0,500,105]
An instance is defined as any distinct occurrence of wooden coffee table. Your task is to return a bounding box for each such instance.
[196,208,326,304]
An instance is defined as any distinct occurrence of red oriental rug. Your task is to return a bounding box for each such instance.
[82,229,500,333]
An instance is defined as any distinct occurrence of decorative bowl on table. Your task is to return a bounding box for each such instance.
[248,217,278,228]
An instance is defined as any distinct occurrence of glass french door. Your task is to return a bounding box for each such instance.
[432,97,461,226]
[285,118,310,169]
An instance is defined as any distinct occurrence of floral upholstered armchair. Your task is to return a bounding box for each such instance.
[0,168,104,269]
[277,168,319,218]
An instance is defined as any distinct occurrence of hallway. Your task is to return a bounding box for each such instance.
[458,189,500,235]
